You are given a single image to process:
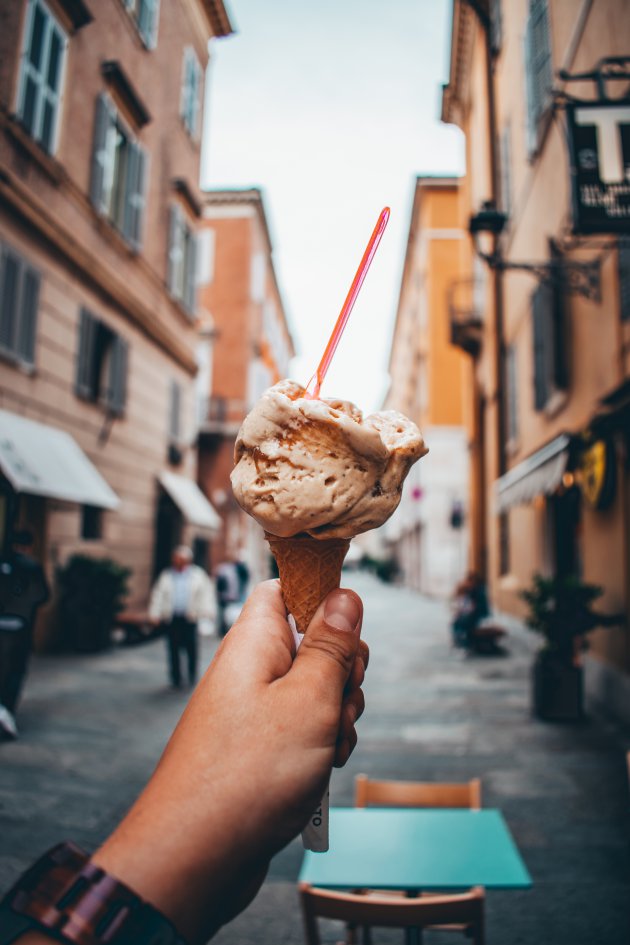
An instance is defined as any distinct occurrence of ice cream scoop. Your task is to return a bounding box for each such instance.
[231,379,427,543]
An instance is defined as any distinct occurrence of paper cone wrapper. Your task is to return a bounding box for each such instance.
[265,533,351,635]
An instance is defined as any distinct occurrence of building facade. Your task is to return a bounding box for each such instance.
[197,188,294,585]
[0,0,232,645]
[384,178,471,598]
[442,0,630,718]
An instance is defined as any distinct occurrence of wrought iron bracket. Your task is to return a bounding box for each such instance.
[477,250,602,301]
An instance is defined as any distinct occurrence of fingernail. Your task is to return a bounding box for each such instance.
[324,590,362,633]
[346,703,357,725]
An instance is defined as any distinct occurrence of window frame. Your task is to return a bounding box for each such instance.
[167,203,198,317]
[524,0,554,157]
[75,308,129,417]
[180,46,202,140]
[16,0,68,156]
[123,0,160,49]
[90,92,147,251]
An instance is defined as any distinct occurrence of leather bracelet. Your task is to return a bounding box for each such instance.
[0,842,189,945]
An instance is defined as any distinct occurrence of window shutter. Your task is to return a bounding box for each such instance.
[76,308,97,399]
[490,0,502,54]
[180,47,191,121]
[550,254,569,391]
[167,204,182,296]
[0,249,20,354]
[123,141,146,250]
[169,380,181,441]
[619,239,630,322]
[506,345,518,442]
[108,334,128,415]
[17,266,40,365]
[531,284,549,411]
[191,57,201,138]
[184,230,198,315]
[139,0,160,49]
[525,0,553,151]
[90,94,112,213]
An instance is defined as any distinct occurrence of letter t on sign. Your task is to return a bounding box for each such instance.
[574,106,630,184]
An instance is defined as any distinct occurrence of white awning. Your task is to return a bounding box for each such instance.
[0,409,119,509]
[495,434,571,513]
[159,471,221,533]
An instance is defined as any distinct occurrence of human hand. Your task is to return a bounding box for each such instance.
[92,580,367,943]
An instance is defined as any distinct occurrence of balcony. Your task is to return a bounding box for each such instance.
[448,277,484,358]
[197,396,247,438]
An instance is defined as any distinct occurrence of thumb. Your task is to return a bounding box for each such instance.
[291,588,363,703]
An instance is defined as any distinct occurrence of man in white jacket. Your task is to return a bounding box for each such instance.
[149,546,216,688]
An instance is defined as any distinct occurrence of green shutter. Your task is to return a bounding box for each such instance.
[107,334,128,416]
[184,229,197,315]
[17,266,40,365]
[531,284,549,411]
[76,308,97,399]
[0,249,20,354]
[90,94,112,213]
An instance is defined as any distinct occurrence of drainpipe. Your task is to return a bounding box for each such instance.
[465,0,507,580]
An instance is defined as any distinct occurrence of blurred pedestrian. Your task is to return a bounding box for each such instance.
[0,530,49,740]
[149,546,215,688]
[451,571,490,650]
[215,556,248,637]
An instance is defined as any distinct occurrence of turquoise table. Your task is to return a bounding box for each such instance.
[299,808,532,890]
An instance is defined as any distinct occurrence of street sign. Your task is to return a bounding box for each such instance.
[567,101,630,233]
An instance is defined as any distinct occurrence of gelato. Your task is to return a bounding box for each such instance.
[231,379,427,541]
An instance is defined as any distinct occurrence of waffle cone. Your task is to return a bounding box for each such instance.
[265,533,351,634]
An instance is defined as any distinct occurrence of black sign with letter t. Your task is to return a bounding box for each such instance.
[567,101,630,234]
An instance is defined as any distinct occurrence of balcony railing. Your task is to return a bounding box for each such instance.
[198,396,247,435]
[448,277,484,358]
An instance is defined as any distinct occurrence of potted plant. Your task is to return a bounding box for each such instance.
[520,573,623,722]
[57,555,131,653]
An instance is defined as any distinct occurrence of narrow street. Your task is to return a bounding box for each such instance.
[1,574,629,944]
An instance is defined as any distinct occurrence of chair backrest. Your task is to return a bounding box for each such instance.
[354,774,482,810]
[299,883,485,945]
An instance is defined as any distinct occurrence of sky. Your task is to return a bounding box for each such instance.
[201,0,465,413]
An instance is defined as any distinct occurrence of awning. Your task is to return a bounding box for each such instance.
[159,471,221,533]
[495,434,571,513]
[0,409,119,509]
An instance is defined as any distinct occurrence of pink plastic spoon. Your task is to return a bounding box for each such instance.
[304,207,390,400]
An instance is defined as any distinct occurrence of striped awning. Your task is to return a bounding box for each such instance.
[494,434,571,513]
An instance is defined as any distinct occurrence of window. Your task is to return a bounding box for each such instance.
[531,274,568,412]
[75,308,128,416]
[124,0,160,48]
[490,0,502,55]
[16,0,67,154]
[0,245,40,367]
[90,93,147,250]
[81,505,103,541]
[167,204,198,315]
[180,47,202,139]
[169,380,182,443]
[619,238,630,322]
[499,512,510,575]
[524,0,553,153]
[506,343,519,444]
[499,124,512,218]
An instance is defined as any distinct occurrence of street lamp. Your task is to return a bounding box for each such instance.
[469,201,601,300]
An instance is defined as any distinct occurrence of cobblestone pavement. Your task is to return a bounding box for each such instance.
[1,573,629,944]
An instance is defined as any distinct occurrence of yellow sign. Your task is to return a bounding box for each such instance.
[580,439,615,509]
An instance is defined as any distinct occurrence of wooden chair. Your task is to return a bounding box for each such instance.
[299,882,485,945]
[354,774,482,810]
